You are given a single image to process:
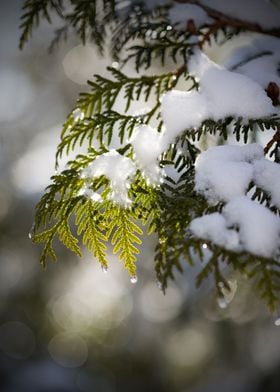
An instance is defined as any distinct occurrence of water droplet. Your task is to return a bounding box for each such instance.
[111,61,119,69]
[101,265,108,274]
[72,108,84,122]
[130,275,138,284]
[166,25,172,31]
[274,317,280,326]
[151,31,158,40]
[156,279,164,292]
[218,280,237,306]
[217,296,227,309]
[202,243,208,249]
[28,232,32,239]
[172,75,177,81]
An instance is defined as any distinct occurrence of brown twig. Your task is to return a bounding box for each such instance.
[264,128,280,155]
[175,0,280,38]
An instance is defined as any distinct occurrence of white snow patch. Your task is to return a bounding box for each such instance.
[168,4,209,29]
[130,125,165,184]
[223,196,280,258]
[254,158,280,208]
[83,150,136,206]
[191,143,280,258]
[161,52,275,138]
[194,144,263,204]
[161,90,208,138]
[236,54,280,88]
[190,212,240,250]
[200,0,280,30]
[191,196,280,258]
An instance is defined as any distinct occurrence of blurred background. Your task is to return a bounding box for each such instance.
[1,0,280,391]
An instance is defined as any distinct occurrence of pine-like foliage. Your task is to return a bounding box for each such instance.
[21,0,280,311]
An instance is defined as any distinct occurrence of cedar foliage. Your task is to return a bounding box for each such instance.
[21,0,280,310]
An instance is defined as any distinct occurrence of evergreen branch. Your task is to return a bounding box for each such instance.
[75,198,108,268]
[125,40,193,71]
[57,218,82,257]
[250,185,280,215]
[20,0,64,49]
[48,24,69,52]
[253,262,280,311]
[176,0,280,38]
[108,207,143,276]
[264,127,280,160]
[66,0,114,52]
[110,3,171,60]
[33,222,60,267]
[34,169,83,231]
[76,67,182,117]
[181,116,280,144]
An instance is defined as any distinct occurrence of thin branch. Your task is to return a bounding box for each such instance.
[175,0,280,38]
[264,128,280,155]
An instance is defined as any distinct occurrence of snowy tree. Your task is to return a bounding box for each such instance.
[21,0,280,310]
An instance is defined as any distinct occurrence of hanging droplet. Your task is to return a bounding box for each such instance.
[72,108,84,122]
[217,296,227,309]
[111,61,119,69]
[130,275,138,284]
[166,25,173,31]
[101,265,108,274]
[28,232,32,240]
[156,279,164,292]
[274,317,280,326]
[202,243,208,249]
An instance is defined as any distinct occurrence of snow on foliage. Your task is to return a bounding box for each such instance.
[162,52,275,138]
[168,3,209,29]
[194,144,263,203]
[130,125,165,185]
[82,150,136,206]
[191,144,280,258]
[25,0,280,308]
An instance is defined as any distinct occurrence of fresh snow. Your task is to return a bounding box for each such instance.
[130,125,165,184]
[168,3,209,29]
[253,158,280,208]
[161,52,275,138]
[82,150,136,206]
[190,212,240,250]
[194,144,263,203]
[191,144,280,258]
[200,0,280,30]
[190,196,280,258]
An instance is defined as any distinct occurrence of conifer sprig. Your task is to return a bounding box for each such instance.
[20,0,64,49]
[22,0,280,310]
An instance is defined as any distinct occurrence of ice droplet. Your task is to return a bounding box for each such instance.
[274,317,280,326]
[157,279,164,292]
[101,265,108,274]
[217,296,227,309]
[72,108,84,122]
[130,276,138,284]
[111,61,119,69]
